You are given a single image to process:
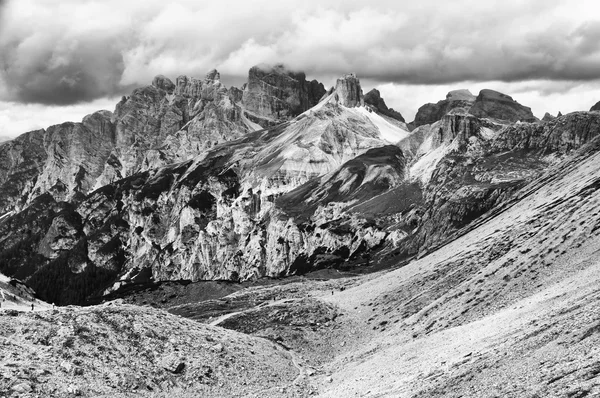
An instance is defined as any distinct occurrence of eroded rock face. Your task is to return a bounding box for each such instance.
[152,75,176,94]
[0,70,255,214]
[446,89,476,101]
[470,89,537,123]
[542,112,556,122]
[241,64,326,125]
[414,88,537,127]
[331,73,363,107]
[364,89,405,122]
[490,111,600,154]
[413,90,475,127]
[4,68,600,307]
[34,111,116,200]
[0,130,47,213]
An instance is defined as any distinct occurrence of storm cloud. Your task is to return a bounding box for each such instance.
[1,0,600,106]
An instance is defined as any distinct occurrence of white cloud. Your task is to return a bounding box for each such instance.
[1,0,600,134]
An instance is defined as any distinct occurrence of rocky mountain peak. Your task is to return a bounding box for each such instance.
[446,89,475,102]
[364,88,405,122]
[205,69,221,82]
[542,112,556,122]
[413,93,474,127]
[469,89,537,123]
[151,75,175,94]
[332,73,364,107]
[414,88,538,127]
[241,63,326,126]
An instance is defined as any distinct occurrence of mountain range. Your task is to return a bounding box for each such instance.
[2,62,600,396]
[1,63,599,305]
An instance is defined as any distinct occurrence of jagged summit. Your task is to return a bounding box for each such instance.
[329,73,364,107]
[151,75,175,93]
[240,63,326,125]
[542,112,556,122]
[364,88,405,123]
[4,60,600,313]
[204,68,220,82]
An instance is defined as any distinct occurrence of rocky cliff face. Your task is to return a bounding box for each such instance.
[414,88,537,127]
[330,74,364,107]
[0,130,47,213]
[0,71,412,304]
[413,90,475,127]
[241,64,326,126]
[364,89,405,123]
[101,70,251,186]
[542,112,556,122]
[0,70,256,215]
[490,111,600,154]
[2,67,598,306]
[469,89,537,123]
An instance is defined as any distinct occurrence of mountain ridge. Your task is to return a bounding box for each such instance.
[1,64,599,306]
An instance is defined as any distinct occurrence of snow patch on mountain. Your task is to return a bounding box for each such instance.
[348,107,410,143]
[410,139,459,184]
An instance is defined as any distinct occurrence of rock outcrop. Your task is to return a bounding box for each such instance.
[590,101,600,112]
[330,73,364,107]
[3,65,599,307]
[241,64,325,125]
[413,89,475,127]
[414,88,537,127]
[364,89,405,122]
[0,70,256,214]
[469,89,537,123]
[542,112,556,122]
[490,111,600,154]
[0,130,47,213]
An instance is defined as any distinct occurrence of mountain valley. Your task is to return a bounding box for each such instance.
[1,63,600,397]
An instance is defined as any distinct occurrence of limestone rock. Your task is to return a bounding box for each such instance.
[241,64,326,125]
[331,73,363,107]
[364,89,405,122]
[469,89,537,123]
[490,111,600,154]
[542,112,556,122]
[0,129,47,213]
[446,89,476,101]
[413,90,474,127]
[152,75,175,94]
[414,88,536,127]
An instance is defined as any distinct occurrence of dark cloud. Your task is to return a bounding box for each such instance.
[1,38,128,104]
[1,0,600,105]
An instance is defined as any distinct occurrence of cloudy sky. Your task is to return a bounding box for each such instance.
[1,0,600,137]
